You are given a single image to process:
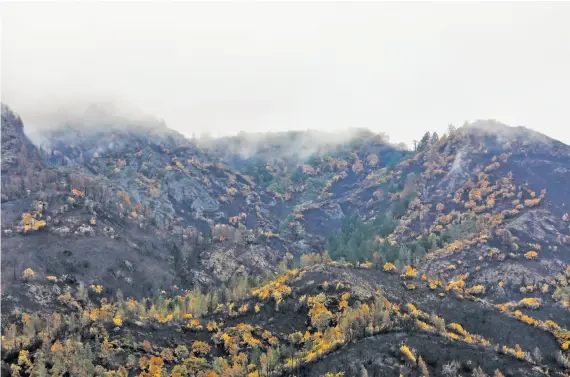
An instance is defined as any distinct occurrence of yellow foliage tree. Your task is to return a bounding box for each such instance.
[23,268,36,279]
[400,344,416,365]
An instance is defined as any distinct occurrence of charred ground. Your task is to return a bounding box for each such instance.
[2,105,570,376]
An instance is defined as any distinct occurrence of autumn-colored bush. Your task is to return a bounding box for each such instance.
[518,297,542,309]
[502,344,526,360]
[466,285,486,295]
[21,213,46,232]
[308,300,334,330]
[251,270,296,305]
[484,162,500,172]
[72,188,85,197]
[401,266,418,279]
[446,279,465,292]
[113,315,122,327]
[23,268,35,279]
[428,278,442,290]
[91,284,103,293]
[187,319,203,331]
[464,200,476,209]
[524,251,538,260]
[448,323,467,336]
[191,341,211,355]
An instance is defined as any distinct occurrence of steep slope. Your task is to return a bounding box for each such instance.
[1,105,285,311]
[203,129,410,253]
[277,121,570,374]
[2,105,411,310]
[3,105,570,377]
[1,104,45,195]
[285,120,570,321]
[289,121,570,266]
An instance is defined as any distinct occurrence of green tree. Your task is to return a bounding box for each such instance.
[417,132,431,152]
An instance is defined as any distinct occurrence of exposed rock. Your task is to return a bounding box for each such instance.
[102,226,117,238]
[506,209,559,241]
[53,226,71,236]
[322,202,344,220]
[200,247,240,282]
[123,260,134,271]
[1,104,41,172]
[213,211,226,220]
[474,263,544,286]
[75,224,95,236]
[26,284,58,306]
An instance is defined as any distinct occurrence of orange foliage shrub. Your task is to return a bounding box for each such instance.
[524,251,538,260]
[484,162,500,172]
[383,262,396,272]
[401,266,418,279]
[72,188,85,197]
[518,297,542,309]
[524,198,542,207]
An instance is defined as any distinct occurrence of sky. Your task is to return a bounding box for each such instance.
[1,2,570,147]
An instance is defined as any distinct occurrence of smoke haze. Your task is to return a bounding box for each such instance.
[2,2,570,147]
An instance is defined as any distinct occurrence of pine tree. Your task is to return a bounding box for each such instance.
[430,132,439,145]
[417,132,431,152]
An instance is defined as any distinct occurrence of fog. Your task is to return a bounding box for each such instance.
[200,128,399,163]
[2,2,570,147]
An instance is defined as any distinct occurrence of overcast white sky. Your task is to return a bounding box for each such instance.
[1,2,570,147]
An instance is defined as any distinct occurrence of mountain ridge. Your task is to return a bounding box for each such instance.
[2,103,570,377]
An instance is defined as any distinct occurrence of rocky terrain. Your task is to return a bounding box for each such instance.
[2,103,570,377]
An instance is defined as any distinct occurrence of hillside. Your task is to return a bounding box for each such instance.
[2,104,570,377]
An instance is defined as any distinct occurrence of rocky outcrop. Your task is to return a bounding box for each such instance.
[1,104,42,173]
[506,209,560,242]
[322,202,344,220]
[199,244,278,283]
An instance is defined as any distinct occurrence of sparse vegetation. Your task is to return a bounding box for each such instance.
[2,105,570,376]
